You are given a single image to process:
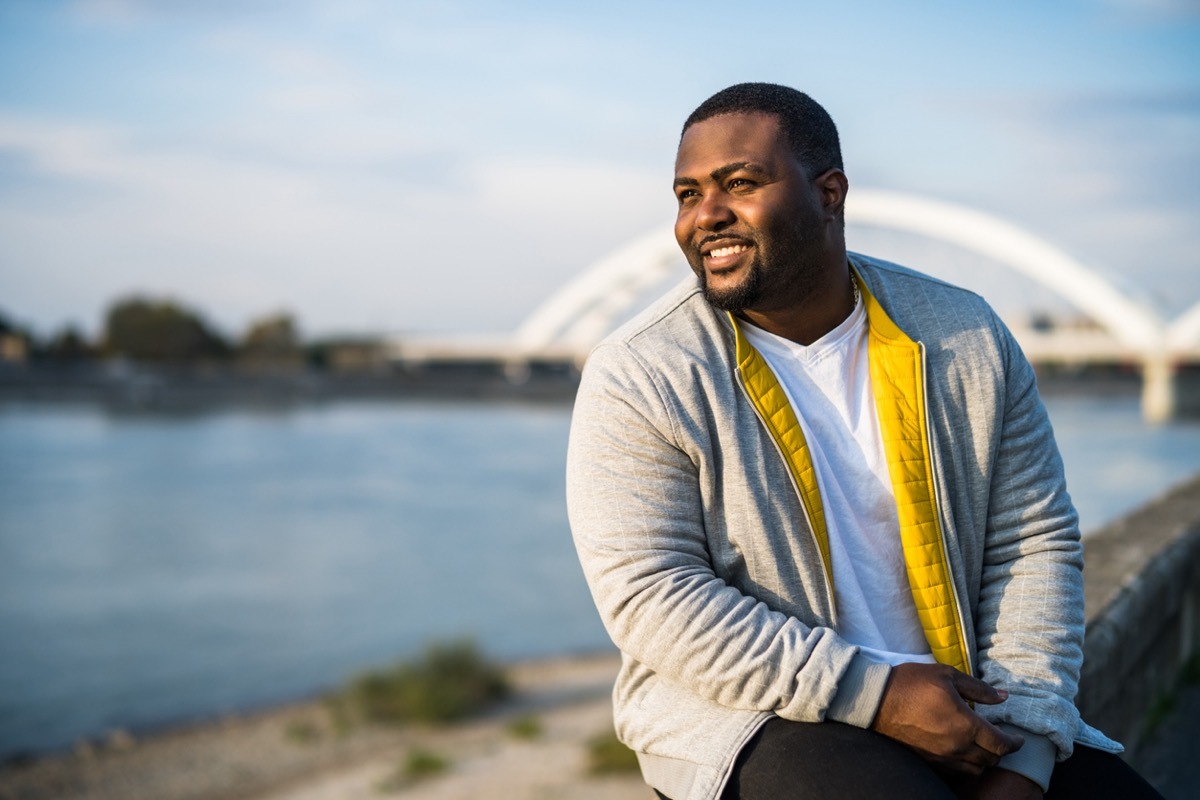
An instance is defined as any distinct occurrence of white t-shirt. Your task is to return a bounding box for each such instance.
[740,299,936,667]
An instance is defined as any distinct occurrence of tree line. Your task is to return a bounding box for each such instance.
[1,296,324,366]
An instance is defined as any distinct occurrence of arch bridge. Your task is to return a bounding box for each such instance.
[507,190,1199,422]
[391,191,1198,421]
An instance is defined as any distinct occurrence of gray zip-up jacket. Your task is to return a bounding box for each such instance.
[566,253,1119,800]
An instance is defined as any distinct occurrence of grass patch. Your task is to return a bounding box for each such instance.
[347,639,510,725]
[324,694,355,736]
[586,729,640,775]
[506,714,543,740]
[404,748,450,780]
[1142,690,1176,740]
[1139,649,1200,744]
[284,719,322,744]
[377,748,451,793]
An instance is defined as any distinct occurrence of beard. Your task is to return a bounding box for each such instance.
[697,255,766,312]
[689,227,819,315]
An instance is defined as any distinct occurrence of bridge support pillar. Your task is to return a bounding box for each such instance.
[1142,358,1200,423]
[1142,357,1175,424]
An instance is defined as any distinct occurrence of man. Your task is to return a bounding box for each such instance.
[566,83,1161,800]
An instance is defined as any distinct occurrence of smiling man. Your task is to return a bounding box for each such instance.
[566,83,1162,800]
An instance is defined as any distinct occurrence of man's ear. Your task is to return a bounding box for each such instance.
[815,168,848,220]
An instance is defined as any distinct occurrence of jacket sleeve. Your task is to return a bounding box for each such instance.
[971,319,1087,790]
[566,340,891,728]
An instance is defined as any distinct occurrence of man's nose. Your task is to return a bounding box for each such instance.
[696,192,735,231]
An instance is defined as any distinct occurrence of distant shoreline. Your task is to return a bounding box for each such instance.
[0,361,581,409]
[0,360,1142,412]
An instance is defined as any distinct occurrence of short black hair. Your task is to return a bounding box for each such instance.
[682,83,843,177]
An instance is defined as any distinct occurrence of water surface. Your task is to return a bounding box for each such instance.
[0,395,1197,758]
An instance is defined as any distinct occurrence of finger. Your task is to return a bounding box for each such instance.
[974,719,1024,758]
[938,746,996,776]
[954,673,1009,706]
[949,741,1012,775]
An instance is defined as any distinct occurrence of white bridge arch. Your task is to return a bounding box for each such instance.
[513,227,685,354]
[515,190,1188,358]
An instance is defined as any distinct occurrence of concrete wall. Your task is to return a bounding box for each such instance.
[1076,474,1200,751]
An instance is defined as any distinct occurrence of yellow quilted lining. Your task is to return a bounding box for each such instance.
[728,275,970,675]
[731,317,832,587]
[859,278,970,675]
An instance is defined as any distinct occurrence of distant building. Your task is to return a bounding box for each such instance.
[0,333,28,365]
[310,338,389,374]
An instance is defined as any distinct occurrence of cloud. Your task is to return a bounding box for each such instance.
[205,31,344,78]
[0,114,668,338]
[8,1,1193,338]
[0,115,416,331]
[471,156,665,231]
[909,87,1200,317]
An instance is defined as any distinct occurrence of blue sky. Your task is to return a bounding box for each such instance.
[1,0,1197,339]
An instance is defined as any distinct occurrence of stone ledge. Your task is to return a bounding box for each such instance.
[1077,473,1200,751]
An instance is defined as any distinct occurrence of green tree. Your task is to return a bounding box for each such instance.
[43,325,95,361]
[103,296,229,362]
[240,312,301,360]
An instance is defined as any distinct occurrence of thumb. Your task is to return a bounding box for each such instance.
[977,719,1026,757]
[954,673,1009,706]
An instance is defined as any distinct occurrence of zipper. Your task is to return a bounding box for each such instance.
[714,712,774,798]
[919,343,975,676]
[734,366,838,626]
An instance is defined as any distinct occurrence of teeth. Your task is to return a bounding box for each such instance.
[708,244,748,258]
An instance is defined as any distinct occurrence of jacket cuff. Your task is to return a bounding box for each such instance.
[824,653,892,728]
[995,726,1056,792]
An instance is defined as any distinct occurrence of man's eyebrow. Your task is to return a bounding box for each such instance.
[673,162,767,189]
[711,161,765,182]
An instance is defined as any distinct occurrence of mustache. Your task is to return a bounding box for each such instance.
[698,234,752,247]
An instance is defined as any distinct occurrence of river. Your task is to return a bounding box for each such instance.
[1,393,1198,759]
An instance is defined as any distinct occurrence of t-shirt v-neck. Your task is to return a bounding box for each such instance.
[739,300,935,666]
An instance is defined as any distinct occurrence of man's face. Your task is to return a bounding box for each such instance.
[673,112,829,314]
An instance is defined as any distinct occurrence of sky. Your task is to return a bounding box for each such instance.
[1,0,1198,342]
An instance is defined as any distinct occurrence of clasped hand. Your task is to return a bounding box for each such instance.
[870,662,1024,776]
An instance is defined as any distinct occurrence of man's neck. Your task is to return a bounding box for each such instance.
[738,264,856,346]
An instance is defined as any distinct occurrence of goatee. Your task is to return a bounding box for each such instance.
[698,259,764,313]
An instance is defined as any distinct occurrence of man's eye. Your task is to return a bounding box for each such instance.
[728,178,751,190]
[677,189,698,203]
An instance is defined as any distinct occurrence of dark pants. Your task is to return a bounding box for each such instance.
[654,718,1163,800]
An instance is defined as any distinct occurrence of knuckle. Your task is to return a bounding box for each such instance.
[948,740,974,758]
[952,720,976,740]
